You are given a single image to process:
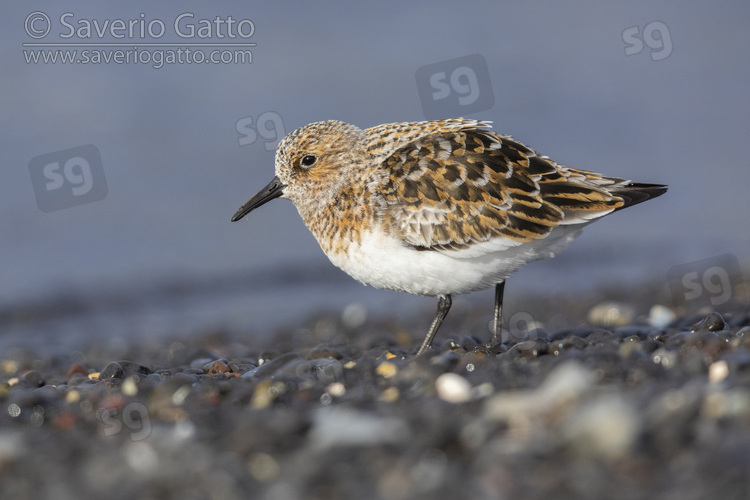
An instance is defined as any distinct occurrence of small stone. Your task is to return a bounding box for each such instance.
[649,305,676,329]
[20,371,44,388]
[341,303,367,329]
[0,431,23,465]
[435,373,472,403]
[171,385,192,406]
[99,362,124,380]
[378,386,400,403]
[585,329,621,347]
[484,362,594,421]
[703,388,750,419]
[248,452,281,482]
[33,385,61,400]
[277,358,344,383]
[122,376,139,396]
[639,339,662,353]
[587,302,635,328]
[512,338,549,357]
[308,407,409,450]
[61,390,80,404]
[460,335,481,351]
[652,349,677,369]
[615,327,651,339]
[430,350,462,370]
[376,361,398,379]
[207,360,231,375]
[564,394,639,458]
[526,327,550,340]
[619,338,643,358]
[190,357,215,371]
[242,353,300,379]
[440,339,462,352]
[124,442,159,474]
[326,382,346,397]
[691,312,727,333]
[472,382,494,399]
[119,361,153,376]
[66,372,90,386]
[708,360,730,383]
[0,360,19,375]
[65,363,89,381]
[250,380,275,409]
[737,328,750,349]
[549,336,586,355]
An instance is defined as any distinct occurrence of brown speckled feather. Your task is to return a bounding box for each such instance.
[374,121,659,250]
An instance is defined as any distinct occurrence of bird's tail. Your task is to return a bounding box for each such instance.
[611,183,668,210]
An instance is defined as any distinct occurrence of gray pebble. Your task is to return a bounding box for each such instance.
[99,362,124,380]
[691,312,727,332]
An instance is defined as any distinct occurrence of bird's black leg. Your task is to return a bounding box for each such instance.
[491,282,506,346]
[416,295,452,356]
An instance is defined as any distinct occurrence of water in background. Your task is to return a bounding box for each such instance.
[2,2,749,353]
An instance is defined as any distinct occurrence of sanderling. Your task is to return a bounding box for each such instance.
[232,119,666,355]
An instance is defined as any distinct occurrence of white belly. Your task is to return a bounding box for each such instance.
[323,225,586,297]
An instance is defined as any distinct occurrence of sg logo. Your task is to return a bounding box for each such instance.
[98,401,152,442]
[667,254,744,310]
[430,66,482,106]
[236,111,286,151]
[622,21,673,61]
[28,144,107,213]
[415,53,495,120]
[503,311,541,343]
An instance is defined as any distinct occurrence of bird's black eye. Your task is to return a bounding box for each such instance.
[300,155,317,168]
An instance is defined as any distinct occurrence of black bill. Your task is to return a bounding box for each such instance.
[231,176,286,222]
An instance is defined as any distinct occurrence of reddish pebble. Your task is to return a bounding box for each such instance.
[208,360,231,375]
[66,363,89,381]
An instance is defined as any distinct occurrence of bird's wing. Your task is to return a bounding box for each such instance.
[377,126,627,251]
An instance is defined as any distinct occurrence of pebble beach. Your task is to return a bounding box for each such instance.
[5,2,750,499]
[1,279,749,500]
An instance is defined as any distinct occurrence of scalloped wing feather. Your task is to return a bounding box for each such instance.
[377,124,650,253]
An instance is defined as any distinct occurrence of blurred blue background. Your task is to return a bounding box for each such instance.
[2,2,748,350]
